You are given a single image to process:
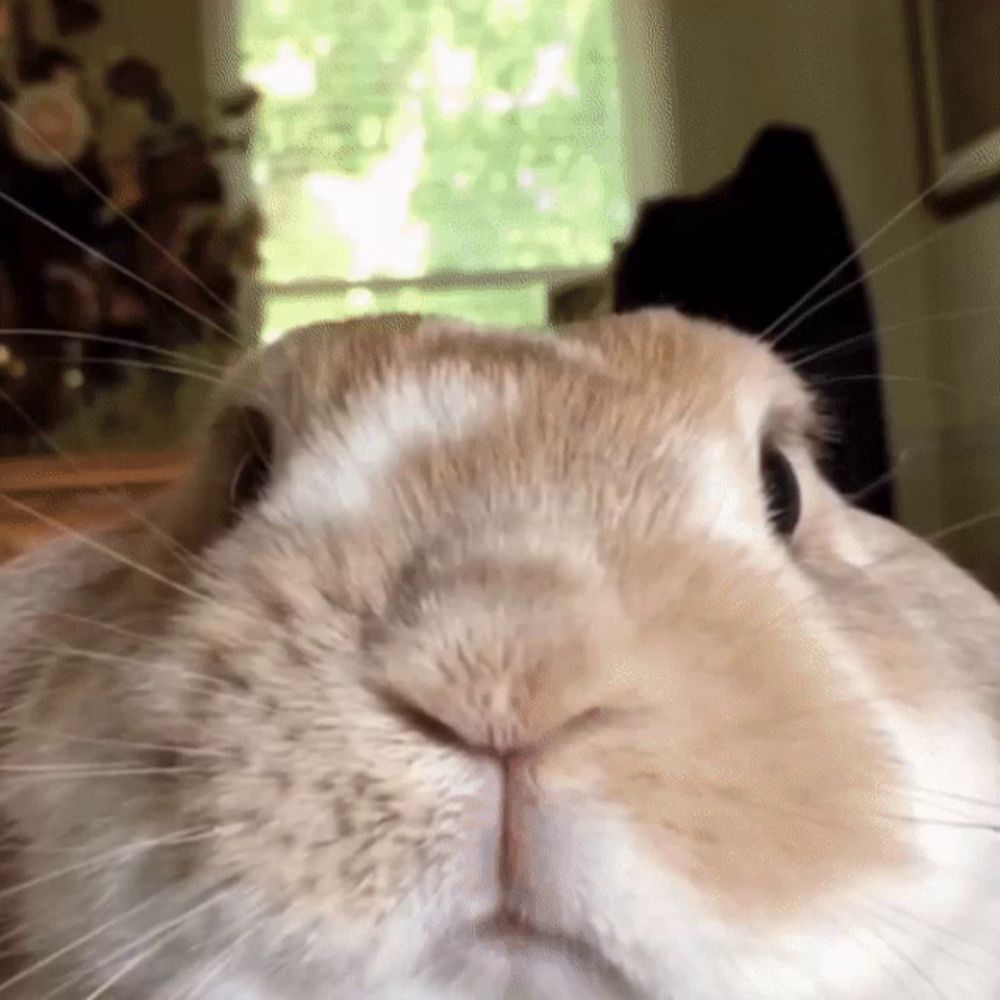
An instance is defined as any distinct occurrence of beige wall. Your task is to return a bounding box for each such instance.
[923,198,1000,587]
[621,0,1000,585]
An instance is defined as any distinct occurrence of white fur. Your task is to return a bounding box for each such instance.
[264,371,514,527]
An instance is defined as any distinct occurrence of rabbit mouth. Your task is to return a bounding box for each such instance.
[467,912,641,996]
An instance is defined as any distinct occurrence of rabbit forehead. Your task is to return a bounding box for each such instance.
[222,310,810,548]
[234,309,812,454]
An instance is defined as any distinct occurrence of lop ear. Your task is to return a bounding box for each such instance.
[158,401,275,559]
[0,529,131,716]
[1,533,120,638]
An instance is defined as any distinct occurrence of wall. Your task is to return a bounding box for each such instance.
[923,197,1000,588]
[613,1,680,204]
[629,0,1000,585]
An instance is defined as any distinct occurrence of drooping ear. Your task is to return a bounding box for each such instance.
[0,368,273,672]
[0,526,137,713]
[160,398,276,558]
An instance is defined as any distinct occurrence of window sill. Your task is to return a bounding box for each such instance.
[0,451,189,564]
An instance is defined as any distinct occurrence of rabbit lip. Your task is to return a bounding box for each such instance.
[470,909,639,1000]
[479,910,540,942]
[473,910,580,955]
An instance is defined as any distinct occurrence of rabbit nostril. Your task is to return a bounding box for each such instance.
[375,688,471,751]
[375,678,621,760]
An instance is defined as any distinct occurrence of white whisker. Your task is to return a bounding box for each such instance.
[0,328,227,373]
[769,227,946,348]
[925,507,1000,544]
[37,886,238,1000]
[0,885,174,996]
[0,188,240,345]
[0,766,202,778]
[849,453,914,505]
[163,918,262,1000]
[856,891,997,962]
[0,96,241,323]
[813,373,1000,409]
[762,164,960,338]
[2,640,265,710]
[791,306,1000,372]
[846,906,948,1000]
[0,491,204,602]
[0,384,208,571]
[77,942,166,1000]
[48,612,161,643]
[0,827,225,904]
[9,353,231,388]
[0,724,226,760]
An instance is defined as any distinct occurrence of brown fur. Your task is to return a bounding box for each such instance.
[1,309,998,999]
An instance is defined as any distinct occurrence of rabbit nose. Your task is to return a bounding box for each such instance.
[371,559,634,756]
[381,683,612,758]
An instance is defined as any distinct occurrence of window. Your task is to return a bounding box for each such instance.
[241,0,630,341]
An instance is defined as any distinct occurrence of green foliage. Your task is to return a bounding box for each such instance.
[260,283,548,343]
[243,0,629,327]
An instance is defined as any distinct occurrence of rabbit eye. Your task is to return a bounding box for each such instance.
[228,407,274,517]
[760,444,800,538]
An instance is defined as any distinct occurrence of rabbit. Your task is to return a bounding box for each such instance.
[0,308,998,1000]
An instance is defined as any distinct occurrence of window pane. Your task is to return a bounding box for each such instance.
[242,1,629,284]
[262,284,550,343]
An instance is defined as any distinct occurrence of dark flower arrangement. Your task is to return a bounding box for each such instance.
[0,0,261,456]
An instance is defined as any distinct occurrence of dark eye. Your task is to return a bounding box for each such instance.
[228,407,274,518]
[760,444,800,538]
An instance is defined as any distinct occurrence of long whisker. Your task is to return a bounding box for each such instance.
[823,907,914,999]
[925,506,1000,544]
[19,354,232,388]
[0,97,242,324]
[813,372,1000,409]
[0,491,204,602]
[49,611,163,643]
[769,227,947,348]
[0,928,22,950]
[37,886,238,1000]
[762,165,960,338]
[1,641,266,710]
[791,307,1000,372]
[0,884,175,997]
[842,905,949,1000]
[0,384,208,573]
[0,826,224,904]
[0,723,227,760]
[162,919,262,1000]
[849,455,914,505]
[78,942,169,1000]
[0,189,240,345]
[0,328,228,374]
[0,766,204,778]
[909,786,1000,811]
[856,891,997,961]
[887,814,1000,835]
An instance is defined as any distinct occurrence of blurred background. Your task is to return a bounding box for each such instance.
[0,0,999,592]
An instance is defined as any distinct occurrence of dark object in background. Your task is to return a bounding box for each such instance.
[0,0,260,456]
[50,0,103,36]
[614,125,895,520]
